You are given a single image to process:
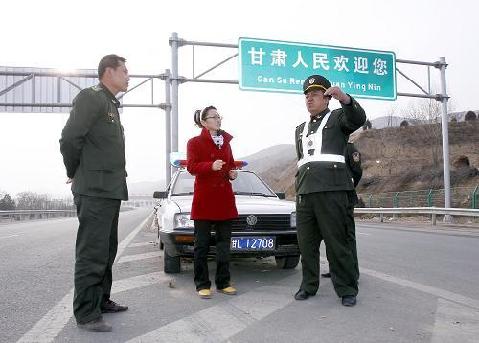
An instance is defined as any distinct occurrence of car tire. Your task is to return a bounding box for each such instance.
[275,255,300,269]
[164,250,181,274]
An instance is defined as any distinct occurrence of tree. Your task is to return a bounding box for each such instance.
[15,192,50,210]
[362,119,372,130]
[401,99,445,169]
[0,193,16,210]
[465,111,477,121]
[450,117,457,123]
[400,120,409,127]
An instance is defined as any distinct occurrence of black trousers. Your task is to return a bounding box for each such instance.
[194,220,232,291]
[296,191,358,297]
[73,194,121,324]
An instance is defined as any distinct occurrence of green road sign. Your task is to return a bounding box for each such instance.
[239,37,396,100]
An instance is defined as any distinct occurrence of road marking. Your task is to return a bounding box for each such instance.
[118,251,161,264]
[357,232,370,236]
[318,256,479,311]
[360,267,479,310]
[129,241,154,248]
[126,286,294,343]
[432,299,479,342]
[111,271,169,294]
[0,234,22,240]
[17,215,152,343]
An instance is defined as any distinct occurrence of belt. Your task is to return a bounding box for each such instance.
[297,154,345,168]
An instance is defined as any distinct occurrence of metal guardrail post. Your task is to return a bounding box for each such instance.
[368,194,372,208]
[427,189,434,222]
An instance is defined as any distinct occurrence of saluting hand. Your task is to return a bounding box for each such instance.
[212,160,226,171]
[324,86,351,105]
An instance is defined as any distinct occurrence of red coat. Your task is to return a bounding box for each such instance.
[187,128,238,220]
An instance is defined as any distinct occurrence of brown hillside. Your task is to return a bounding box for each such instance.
[258,121,479,200]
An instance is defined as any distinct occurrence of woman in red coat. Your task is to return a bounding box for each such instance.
[187,105,238,299]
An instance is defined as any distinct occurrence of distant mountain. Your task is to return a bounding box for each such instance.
[241,144,295,174]
[369,110,478,129]
[370,116,408,129]
[449,110,479,121]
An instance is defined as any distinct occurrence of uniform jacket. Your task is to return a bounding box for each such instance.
[60,84,128,200]
[295,97,366,195]
[187,128,238,220]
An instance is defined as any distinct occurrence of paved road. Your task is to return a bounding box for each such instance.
[1,214,478,342]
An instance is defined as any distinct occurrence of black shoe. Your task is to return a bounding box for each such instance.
[341,295,357,307]
[101,299,128,313]
[294,289,314,300]
[321,272,331,278]
[77,317,112,332]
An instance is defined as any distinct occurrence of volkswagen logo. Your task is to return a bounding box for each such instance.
[246,215,258,226]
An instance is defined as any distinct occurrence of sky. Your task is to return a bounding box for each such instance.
[0,0,478,197]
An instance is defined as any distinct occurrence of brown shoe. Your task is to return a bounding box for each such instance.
[218,286,237,295]
[77,317,112,332]
[101,299,128,313]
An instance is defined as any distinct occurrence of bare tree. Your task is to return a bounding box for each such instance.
[401,99,445,168]
[385,105,397,127]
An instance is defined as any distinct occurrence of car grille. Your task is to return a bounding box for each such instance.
[231,214,291,231]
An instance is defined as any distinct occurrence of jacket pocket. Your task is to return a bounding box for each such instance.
[325,163,347,186]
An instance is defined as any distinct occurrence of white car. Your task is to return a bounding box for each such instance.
[153,169,299,273]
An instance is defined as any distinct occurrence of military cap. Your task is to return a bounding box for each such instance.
[303,74,331,94]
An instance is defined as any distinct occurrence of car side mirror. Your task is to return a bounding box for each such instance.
[153,191,169,199]
[276,192,286,200]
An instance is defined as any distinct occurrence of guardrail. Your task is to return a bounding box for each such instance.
[0,210,76,221]
[355,207,479,225]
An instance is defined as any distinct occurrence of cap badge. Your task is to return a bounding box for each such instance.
[308,78,315,84]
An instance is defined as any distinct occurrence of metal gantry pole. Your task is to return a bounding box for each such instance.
[439,57,452,212]
[164,69,172,186]
[170,32,179,155]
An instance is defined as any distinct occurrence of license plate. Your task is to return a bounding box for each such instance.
[230,236,276,251]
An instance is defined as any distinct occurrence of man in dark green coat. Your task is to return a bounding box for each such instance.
[294,75,366,307]
[322,142,362,279]
[60,54,130,332]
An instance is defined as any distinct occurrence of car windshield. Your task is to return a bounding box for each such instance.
[171,171,277,197]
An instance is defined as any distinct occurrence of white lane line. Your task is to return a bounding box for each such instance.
[111,271,168,294]
[318,257,479,311]
[126,286,294,343]
[0,234,22,240]
[118,251,161,264]
[17,214,152,343]
[128,242,154,248]
[360,267,479,310]
[432,299,479,342]
[357,232,371,236]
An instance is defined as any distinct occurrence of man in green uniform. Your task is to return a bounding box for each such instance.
[294,74,366,307]
[322,142,362,279]
[60,54,130,331]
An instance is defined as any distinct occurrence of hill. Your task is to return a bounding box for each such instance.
[251,121,479,200]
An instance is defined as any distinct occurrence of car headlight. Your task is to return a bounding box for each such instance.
[290,212,296,228]
[174,213,194,229]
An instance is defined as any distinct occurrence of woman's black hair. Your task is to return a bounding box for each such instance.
[193,105,217,128]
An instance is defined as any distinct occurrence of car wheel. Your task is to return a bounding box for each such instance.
[164,249,181,274]
[275,255,300,269]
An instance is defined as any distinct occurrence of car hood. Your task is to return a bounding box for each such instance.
[171,195,295,214]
